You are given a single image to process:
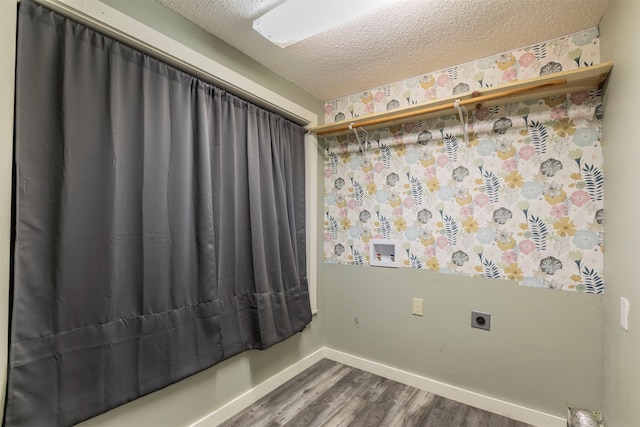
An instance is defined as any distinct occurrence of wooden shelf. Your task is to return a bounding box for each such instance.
[311,61,613,138]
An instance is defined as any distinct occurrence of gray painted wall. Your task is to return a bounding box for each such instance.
[600,1,640,426]
[323,263,603,417]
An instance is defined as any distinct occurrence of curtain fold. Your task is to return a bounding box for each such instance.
[6,1,311,426]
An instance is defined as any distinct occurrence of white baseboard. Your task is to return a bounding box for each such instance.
[189,348,326,427]
[323,348,566,427]
[191,346,565,427]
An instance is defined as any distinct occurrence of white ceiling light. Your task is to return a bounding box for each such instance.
[253,0,398,48]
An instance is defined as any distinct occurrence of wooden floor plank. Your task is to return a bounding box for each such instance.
[219,359,534,427]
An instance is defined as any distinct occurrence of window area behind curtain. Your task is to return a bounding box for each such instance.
[6,1,311,426]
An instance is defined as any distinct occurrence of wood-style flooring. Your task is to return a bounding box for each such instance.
[219,359,533,427]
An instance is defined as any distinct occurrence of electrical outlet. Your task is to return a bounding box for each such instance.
[412,298,424,316]
[471,311,491,331]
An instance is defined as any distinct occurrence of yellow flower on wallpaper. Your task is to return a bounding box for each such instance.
[426,257,439,271]
[394,217,407,231]
[505,170,524,188]
[389,193,402,207]
[420,157,435,167]
[366,181,377,194]
[505,263,524,281]
[571,274,583,283]
[496,54,516,71]
[455,192,472,206]
[360,91,373,104]
[395,143,407,156]
[554,217,577,237]
[426,177,440,192]
[496,230,516,251]
[462,217,479,233]
[553,118,577,137]
[340,217,351,230]
[544,96,565,108]
[420,233,435,246]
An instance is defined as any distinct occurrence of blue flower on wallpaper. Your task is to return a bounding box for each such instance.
[521,182,544,199]
[477,139,497,156]
[573,230,600,249]
[438,185,455,201]
[375,189,389,203]
[572,28,598,46]
[325,193,337,205]
[386,173,400,186]
[520,277,544,288]
[477,228,496,244]
[349,225,363,238]
[349,157,362,170]
[573,128,600,147]
[405,226,420,241]
[405,149,420,164]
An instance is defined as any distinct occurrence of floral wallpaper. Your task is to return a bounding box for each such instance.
[324,28,600,124]
[322,29,604,293]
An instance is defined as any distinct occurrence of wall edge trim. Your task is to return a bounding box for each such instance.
[191,346,565,427]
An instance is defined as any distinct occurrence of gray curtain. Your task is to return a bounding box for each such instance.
[6,1,311,426]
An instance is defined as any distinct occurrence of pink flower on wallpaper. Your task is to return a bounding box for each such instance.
[365,103,374,113]
[424,167,436,178]
[324,168,333,178]
[324,232,332,242]
[474,193,490,207]
[436,235,449,249]
[502,251,517,263]
[424,87,436,100]
[550,105,568,120]
[374,162,384,173]
[393,207,403,217]
[424,246,436,258]
[519,52,536,68]
[502,158,517,171]
[519,239,536,255]
[374,91,385,103]
[570,190,591,207]
[374,234,383,240]
[437,154,449,167]
[403,197,415,209]
[404,122,416,133]
[437,73,450,87]
[550,204,568,219]
[502,68,517,82]
[519,145,536,160]
[339,208,347,217]
[324,104,334,115]
[348,199,357,210]
[475,108,491,121]
[570,91,590,106]
[459,205,473,217]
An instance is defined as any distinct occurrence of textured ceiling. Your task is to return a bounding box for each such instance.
[155,0,609,101]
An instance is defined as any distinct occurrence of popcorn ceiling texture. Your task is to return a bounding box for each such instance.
[155,0,608,102]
